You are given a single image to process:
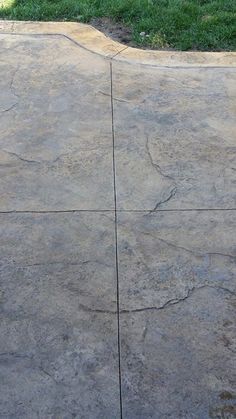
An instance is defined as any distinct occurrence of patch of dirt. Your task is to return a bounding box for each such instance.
[90,17,175,50]
[91,18,134,47]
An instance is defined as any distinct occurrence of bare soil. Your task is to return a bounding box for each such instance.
[91,17,134,47]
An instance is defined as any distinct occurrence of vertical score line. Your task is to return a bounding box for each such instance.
[110,61,123,419]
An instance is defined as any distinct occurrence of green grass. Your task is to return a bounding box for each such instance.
[0,0,235,50]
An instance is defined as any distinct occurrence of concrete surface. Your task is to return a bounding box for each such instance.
[0,21,236,419]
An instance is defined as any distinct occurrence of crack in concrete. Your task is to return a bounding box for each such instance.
[110,45,129,60]
[0,352,65,385]
[78,303,116,314]
[0,259,112,270]
[149,186,177,213]
[0,68,20,115]
[98,90,130,103]
[0,352,33,360]
[1,149,109,166]
[120,285,236,313]
[38,364,65,386]
[145,136,175,181]
[9,66,20,100]
[0,103,18,114]
[140,232,236,260]
[2,150,41,164]
[1,150,70,166]
[70,285,236,315]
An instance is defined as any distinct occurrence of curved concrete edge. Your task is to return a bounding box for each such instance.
[115,46,236,67]
[0,20,126,59]
[0,20,236,67]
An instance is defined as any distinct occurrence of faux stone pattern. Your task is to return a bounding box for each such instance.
[120,287,236,419]
[117,212,236,417]
[0,22,236,419]
[112,63,236,210]
[0,212,119,418]
[117,211,236,310]
[0,35,113,211]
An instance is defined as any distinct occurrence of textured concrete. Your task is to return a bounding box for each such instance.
[112,64,236,210]
[0,35,113,211]
[0,212,119,418]
[0,21,236,419]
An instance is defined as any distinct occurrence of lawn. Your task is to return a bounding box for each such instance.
[0,0,235,51]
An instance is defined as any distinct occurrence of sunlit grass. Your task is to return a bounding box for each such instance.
[0,0,14,7]
[0,0,235,51]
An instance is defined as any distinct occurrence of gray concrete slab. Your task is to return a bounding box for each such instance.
[118,211,236,417]
[120,286,236,418]
[117,211,236,310]
[112,63,236,211]
[0,212,119,418]
[0,21,236,419]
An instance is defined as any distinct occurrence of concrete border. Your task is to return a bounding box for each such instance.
[0,20,236,67]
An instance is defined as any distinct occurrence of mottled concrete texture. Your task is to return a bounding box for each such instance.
[0,21,236,419]
[112,65,236,210]
[0,213,119,418]
[0,35,113,211]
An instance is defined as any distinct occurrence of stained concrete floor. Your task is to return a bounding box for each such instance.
[0,21,236,419]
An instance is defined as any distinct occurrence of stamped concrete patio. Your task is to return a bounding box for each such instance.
[0,21,236,419]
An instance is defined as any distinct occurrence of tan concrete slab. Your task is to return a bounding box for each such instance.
[1,20,236,66]
[112,62,236,210]
[0,33,114,210]
[113,46,236,67]
[0,212,120,418]
[0,20,126,58]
